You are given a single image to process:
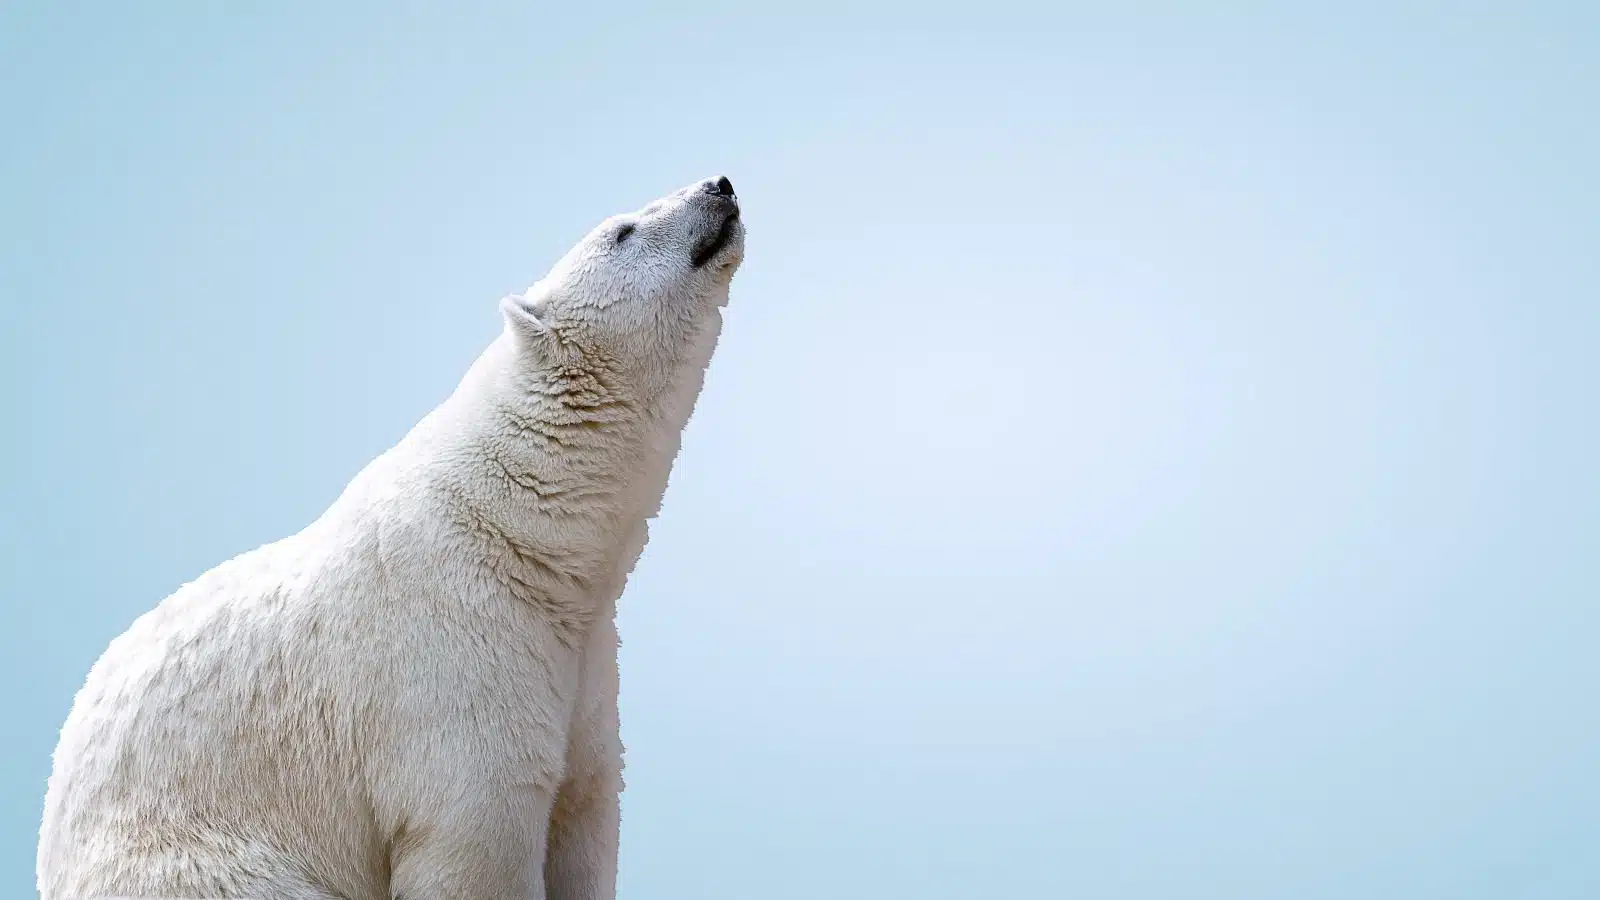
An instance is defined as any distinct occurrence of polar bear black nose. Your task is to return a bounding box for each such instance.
[704,176,735,198]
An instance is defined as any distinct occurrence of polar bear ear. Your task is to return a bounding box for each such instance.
[499,290,560,358]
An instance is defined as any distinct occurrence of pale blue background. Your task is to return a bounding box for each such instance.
[3,3,1597,898]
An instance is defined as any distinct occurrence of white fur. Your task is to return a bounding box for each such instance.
[38,177,746,900]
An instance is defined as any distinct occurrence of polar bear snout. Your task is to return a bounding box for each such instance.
[700,175,736,199]
[683,175,742,269]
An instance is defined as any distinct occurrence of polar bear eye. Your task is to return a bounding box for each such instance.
[614,223,635,245]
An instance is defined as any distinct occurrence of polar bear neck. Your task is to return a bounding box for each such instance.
[346,310,724,628]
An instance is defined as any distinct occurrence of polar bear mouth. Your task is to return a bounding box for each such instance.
[690,210,740,269]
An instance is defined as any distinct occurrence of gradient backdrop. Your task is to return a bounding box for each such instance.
[3,3,1597,898]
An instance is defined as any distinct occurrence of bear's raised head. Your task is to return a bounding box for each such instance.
[500,175,744,400]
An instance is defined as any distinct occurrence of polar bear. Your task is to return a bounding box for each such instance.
[37,176,746,900]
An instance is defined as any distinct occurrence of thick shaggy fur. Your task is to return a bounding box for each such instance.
[38,177,745,900]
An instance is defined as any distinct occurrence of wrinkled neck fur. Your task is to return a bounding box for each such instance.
[426,309,724,560]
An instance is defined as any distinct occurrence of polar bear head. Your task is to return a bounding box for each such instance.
[500,175,745,400]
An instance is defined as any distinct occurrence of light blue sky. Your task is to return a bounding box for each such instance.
[3,3,1597,898]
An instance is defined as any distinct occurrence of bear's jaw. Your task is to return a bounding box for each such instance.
[690,207,742,269]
